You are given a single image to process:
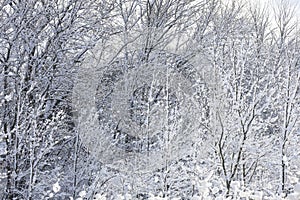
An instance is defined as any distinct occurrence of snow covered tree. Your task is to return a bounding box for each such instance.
[1,0,299,199]
[0,0,114,198]
[270,0,300,195]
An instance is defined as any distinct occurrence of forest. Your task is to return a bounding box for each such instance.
[0,0,300,199]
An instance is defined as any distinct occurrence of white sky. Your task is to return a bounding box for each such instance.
[254,0,300,16]
[231,0,300,30]
[221,0,300,18]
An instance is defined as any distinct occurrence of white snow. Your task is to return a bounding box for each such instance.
[52,182,60,193]
[79,190,87,198]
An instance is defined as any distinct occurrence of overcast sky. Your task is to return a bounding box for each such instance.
[256,0,300,16]
[237,0,300,29]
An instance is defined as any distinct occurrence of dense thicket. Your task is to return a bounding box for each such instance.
[1,0,299,199]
